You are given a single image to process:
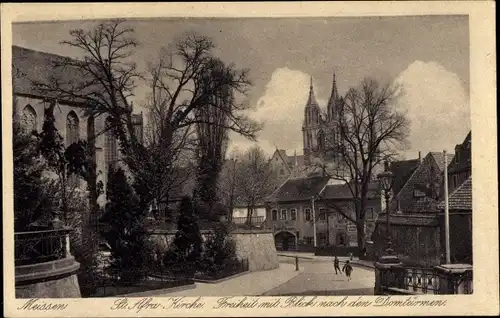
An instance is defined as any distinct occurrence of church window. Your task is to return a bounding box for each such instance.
[21,105,37,134]
[317,130,325,150]
[105,117,118,171]
[66,111,80,146]
[66,111,80,188]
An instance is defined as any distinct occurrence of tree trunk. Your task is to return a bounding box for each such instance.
[356,218,365,256]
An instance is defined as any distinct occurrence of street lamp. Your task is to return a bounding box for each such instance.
[377,161,397,262]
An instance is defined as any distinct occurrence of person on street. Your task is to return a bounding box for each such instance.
[342,260,353,281]
[349,252,353,261]
[333,256,341,274]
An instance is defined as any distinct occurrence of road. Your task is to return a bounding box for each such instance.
[262,256,375,296]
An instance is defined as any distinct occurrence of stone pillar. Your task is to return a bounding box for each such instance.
[374,255,403,295]
[434,264,473,294]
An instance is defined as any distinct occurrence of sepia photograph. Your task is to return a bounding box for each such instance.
[2,2,498,317]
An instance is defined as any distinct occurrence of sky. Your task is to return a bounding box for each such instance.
[12,16,471,159]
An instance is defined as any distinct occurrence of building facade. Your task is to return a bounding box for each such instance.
[447,131,471,193]
[264,175,381,251]
[13,45,143,206]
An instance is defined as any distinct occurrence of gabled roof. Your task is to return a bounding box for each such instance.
[12,45,89,103]
[320,181,380,200]
[270,175,330,202]
[437,176,472,211]
[430,152,455,172]
[390,158,421,195]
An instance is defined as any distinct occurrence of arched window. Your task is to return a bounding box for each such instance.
[21,105,37,134]
[104,117,118,171]
[66,111,80,188]
[66,111,80,146]
[317,130,325,150]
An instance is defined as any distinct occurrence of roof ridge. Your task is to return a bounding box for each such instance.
[13,45,81,63]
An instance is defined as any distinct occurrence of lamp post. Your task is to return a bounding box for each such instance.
[377,161,397,262]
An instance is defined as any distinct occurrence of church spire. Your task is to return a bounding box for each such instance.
[306,76,319,107]
[327,70,339,121]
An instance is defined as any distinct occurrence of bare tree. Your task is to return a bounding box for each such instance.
[234,146,277,225]
[317,78,410,253]
[33,21,260,215]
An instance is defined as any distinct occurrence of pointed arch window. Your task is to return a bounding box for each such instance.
[105,117,118,171]
[66,111,80,188]
[66,111,80,146]
[21,105,37,134]
[317,130,325,150]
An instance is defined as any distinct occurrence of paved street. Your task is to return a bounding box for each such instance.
[262,256,375,296]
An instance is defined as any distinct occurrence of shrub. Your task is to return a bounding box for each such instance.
[163,196,202,273]
[199,221,238,275]
[101,167,153,284]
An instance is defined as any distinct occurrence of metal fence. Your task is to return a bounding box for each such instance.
[382,265,473,295]
[232,216,264,226]
[15,228,72,266]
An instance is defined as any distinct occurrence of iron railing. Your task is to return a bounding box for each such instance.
[232,216,265,225]
[15,228,72,266]
[382,265,473,295]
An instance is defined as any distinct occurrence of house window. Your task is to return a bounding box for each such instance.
[304,236,313,245]
[366,208,374,219]
[21,105,37,134]
[280,209,287,220]
[455,152,460,164]
[271,209,278,221]
[319,208,326,221]
[305,208,311,221]
[279,168,285,175]
[453,175,458,189]
[413,189,426,198]
[290,209,297,220]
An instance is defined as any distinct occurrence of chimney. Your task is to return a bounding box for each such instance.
[418,151,422,163]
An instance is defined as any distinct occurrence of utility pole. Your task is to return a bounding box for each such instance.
[444,150,451,264]
[312,197,317,247]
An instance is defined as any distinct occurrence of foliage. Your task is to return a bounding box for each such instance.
[199,222,238,275]
[163,196,202,270]
[101,167,153,284]
[13,119,56,231]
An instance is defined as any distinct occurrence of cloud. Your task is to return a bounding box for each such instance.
[228,67,322,157]
[393,61,470,158]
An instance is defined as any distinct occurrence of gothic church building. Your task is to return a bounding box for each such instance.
[302,72,343,167]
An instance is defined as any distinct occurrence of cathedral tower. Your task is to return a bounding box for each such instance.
[302,77,322,165]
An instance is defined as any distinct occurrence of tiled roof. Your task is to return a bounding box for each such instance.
[437,176,472,211]
[12,45,91,103]
[408,196,440,213]
[320,181,380,200]
[271,175,330,202]
[390,159,420,195]
[430,152,455,172]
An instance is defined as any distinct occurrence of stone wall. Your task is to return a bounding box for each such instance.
[15,256,81,298]
[231,229,279,271]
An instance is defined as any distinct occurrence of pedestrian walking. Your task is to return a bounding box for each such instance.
[349,252,353,261]
[342,260,353,281]
[333,256,341,274]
